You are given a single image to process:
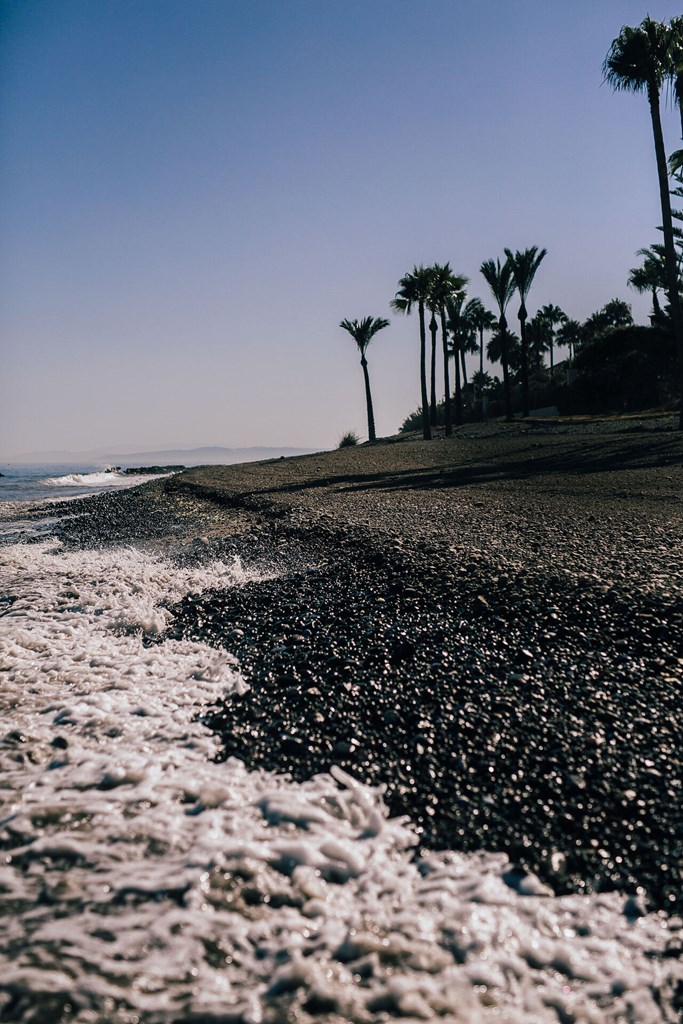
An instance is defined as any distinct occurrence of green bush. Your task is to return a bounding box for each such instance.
[338,430,360,448]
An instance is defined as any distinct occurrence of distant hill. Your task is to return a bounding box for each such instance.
[6,445,321,466]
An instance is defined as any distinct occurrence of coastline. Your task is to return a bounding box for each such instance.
[50,417,683,912]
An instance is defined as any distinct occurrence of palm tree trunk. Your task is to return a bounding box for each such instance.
[648,79,683,428]
[360,356,376,443]
[440,308,452,437]
[454,345,463,426]
[550,338,554,382]
[519,308,530,417]
[460,348,468,390]
[501,316,513,421]
[429,316,438,426]
[418,300,432,440]
[479,327,485,419]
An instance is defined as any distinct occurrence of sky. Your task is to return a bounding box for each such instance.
[1,0,682,457]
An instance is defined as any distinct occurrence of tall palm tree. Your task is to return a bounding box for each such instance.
[339,316,389,443]
[445,292,468,427]
[480,258,516,420]
[429,263,468,436]
[604,17,683,428]
[504,246,547,416]
[392,265,435,440]
[536,303,567,380]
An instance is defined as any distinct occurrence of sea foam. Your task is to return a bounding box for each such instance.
[42,470,169,488]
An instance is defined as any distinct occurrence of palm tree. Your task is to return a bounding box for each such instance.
[467,299,498,378]
[628,248,667,318]
[556,319,582,361]
[429,263,468,436]
[601,298,634,328]
[527,312,553,372]
[458,300,481,390]
[445,292,468,426]
[536,303,567,380]
[465,299,497,418]
[392,266,435,440]
[604,17,683,428]
[339,316,389,443]
[504,246,547,416]
[487,327,521,373]
[480,258,517,420]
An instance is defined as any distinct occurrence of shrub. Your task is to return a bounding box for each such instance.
[338,430,360,448]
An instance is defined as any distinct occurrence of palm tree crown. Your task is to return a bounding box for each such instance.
[504,246,547,317]
[603,18,671,95]
[391,265,435,316]
[480,258,516,318]
[339,316,390,357]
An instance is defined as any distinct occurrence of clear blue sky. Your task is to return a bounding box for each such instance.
[1,0,681,456]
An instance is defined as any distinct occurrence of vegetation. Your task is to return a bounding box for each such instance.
[480,258,517,420]
[429,264,468,436]
[504,246,547,417]
[336,15,683,437]
[604,15,683,427]
[391,266,435,440]
[339,316,389,443]
[338,430,360,448]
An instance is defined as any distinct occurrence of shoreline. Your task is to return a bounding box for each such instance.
[47,418,683,912]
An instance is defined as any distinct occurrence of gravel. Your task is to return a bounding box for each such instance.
[34,417,683,912]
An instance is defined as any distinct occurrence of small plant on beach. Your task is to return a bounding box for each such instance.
[338,430,360,448]
[339,316,390,443]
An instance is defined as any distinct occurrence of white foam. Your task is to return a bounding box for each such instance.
[42,470,170,488]
[0,539,680,1022]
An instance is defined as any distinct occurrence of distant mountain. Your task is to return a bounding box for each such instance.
[5,445,321,466]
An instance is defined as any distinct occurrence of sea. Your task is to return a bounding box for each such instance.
[0,467,681,1023]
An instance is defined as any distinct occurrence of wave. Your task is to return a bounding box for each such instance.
[42,469,165,487]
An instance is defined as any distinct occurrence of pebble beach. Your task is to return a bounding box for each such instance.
[51,416,683,908]
[2,415,682,1022]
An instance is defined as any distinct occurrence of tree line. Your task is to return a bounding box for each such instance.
[340,15,683,441]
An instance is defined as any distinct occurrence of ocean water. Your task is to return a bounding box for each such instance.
[0,493,681,1022]
[0,464,177,505]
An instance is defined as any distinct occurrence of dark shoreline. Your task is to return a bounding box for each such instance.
[45,420,683,912]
